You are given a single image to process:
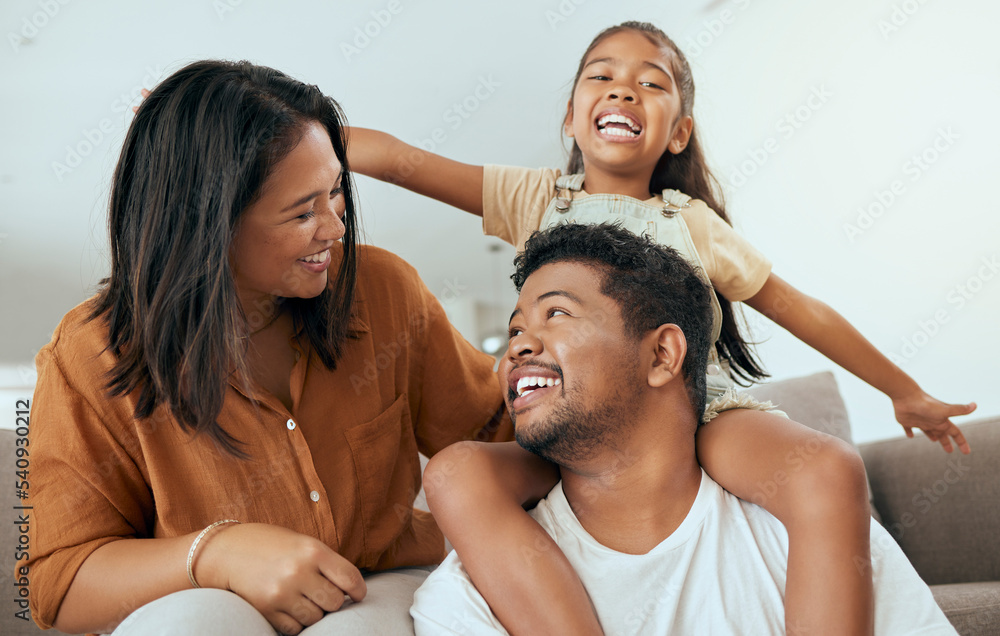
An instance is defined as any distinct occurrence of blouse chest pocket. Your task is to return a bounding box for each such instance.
[343,393,418,559]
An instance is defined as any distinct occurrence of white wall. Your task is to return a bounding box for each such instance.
[1,0,996,443]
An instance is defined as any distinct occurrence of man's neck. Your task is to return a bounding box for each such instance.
[560,433,702,555]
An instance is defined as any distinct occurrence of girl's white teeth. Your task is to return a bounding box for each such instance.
[596,114,641,132]
[301,249,329,263]
[600,127,639,138]
[516,376,562,397]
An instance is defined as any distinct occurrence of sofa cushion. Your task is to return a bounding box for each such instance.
[930,582,1000,636]
[860,417,1000,587]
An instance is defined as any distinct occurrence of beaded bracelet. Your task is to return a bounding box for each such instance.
[186,519,240,588]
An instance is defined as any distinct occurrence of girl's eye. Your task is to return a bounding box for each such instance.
[588,75,611,81]
[331,186,344,198]
[297,210,316,220]
[640,81,664,90]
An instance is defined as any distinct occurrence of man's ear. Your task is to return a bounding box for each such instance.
[563,99,575,138]
[668,116,693,154]
[647,324,687,388]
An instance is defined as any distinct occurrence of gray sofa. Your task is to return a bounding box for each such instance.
[3,371,997,635]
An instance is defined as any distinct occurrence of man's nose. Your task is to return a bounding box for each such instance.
[507,330,542,359]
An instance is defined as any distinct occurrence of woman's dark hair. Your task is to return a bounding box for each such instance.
[565,21,768,384]
[90,60,360,454]
[513,223,713,423]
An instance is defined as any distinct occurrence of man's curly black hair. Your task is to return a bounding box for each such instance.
[512,222,714,422]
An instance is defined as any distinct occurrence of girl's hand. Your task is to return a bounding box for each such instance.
[196,523,367,635]
[892,391,976,454]
[131,88,150,113]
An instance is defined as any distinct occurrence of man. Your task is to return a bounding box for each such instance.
[410,223,956,635]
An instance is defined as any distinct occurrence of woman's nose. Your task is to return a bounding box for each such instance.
[317,201,346,242]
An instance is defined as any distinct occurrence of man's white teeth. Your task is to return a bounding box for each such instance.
[515,376,561,397]
[596,113,642,132]
[301,249,329,263]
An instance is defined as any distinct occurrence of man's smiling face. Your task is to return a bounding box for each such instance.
[499,260,644,465]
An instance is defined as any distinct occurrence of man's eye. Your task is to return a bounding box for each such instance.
[507,327,522,339]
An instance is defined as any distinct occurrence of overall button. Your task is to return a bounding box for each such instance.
[309,491,320,502]
[286,419,296,430]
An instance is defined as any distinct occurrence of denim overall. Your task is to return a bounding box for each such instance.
[539,174,738,407]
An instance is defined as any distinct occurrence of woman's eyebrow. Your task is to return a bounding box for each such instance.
[280,170,344,212]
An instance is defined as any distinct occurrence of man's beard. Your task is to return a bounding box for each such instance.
[514,378,641,468]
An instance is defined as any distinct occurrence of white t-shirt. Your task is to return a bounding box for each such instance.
[411,470,956,636]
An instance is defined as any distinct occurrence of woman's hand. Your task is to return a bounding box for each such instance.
[892,391,976,454]
[196,523,367,635]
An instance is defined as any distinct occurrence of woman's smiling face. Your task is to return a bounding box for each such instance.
[230,120,347,311]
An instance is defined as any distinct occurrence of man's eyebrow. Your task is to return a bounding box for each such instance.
[508,290,583,325]
[280,170,344,213]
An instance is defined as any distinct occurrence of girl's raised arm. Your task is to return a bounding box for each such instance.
[347,127,484,216]
[744,273,976,452]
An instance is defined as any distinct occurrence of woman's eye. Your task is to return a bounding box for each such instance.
[331,186,344,198]
[548,308,568,318]
[297,210,316,220]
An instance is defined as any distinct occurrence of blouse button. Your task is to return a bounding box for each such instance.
[310,490,320,503]
[707,364,722,376]
[286,419,296,430]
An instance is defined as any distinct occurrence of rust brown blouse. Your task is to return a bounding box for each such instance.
[25,246,511,629]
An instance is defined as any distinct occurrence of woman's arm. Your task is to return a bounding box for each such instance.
[744,273,976,452]
[54,524,366,636]
[346,127,485,216]
[696,409,874,636]
[424,441,604,636]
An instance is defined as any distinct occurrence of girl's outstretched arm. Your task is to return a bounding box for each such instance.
[346,127,485,216]
[744,273,977,452]
[424,441,604,636]
[696,409,874,636]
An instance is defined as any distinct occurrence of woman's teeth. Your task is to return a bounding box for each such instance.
[300,249,329,263]
[516,376,562,397]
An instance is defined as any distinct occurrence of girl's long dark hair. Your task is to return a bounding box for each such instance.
[90,60,360,453]
[566,22,768,384]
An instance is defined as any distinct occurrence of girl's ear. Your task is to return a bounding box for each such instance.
[563,99,575,138]
[668,116,694,154]
[647,323,687,388]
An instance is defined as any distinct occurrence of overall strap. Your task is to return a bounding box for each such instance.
[660,189,692,217]
[555,173,586,191]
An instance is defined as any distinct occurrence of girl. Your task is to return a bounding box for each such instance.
[348,22,975,634]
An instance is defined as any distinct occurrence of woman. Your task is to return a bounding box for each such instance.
[26,60,517,635]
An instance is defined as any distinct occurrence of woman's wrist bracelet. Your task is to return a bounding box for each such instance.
[186,519,240,588]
